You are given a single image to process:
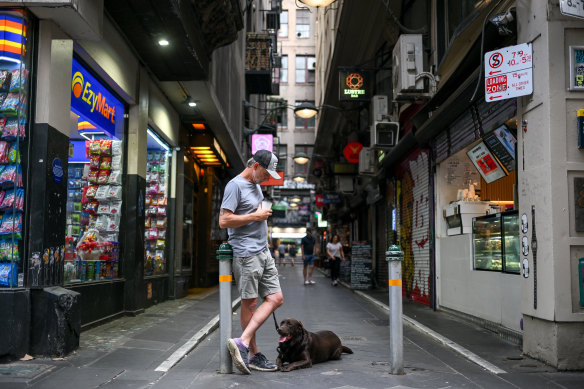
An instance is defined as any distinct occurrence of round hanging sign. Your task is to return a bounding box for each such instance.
[344,142,363,163]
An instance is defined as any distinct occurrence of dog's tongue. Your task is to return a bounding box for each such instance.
[278,336,290,343]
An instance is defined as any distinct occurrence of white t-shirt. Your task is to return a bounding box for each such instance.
[327,242,343,258]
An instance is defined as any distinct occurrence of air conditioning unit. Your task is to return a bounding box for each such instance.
[371,121,399,148]
[392,34,423,98]
[308,59,316,71]
[372,95,389,122]
[359,147,376,175]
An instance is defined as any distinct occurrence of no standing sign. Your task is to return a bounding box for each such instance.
[484,43,533,102]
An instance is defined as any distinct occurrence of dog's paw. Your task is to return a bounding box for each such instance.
[280,366,292,372]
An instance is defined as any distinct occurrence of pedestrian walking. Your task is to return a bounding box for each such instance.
[301,228,316,285]
[326,234,345,286]
[219,150,284,374]
[278,241,286,266]
[289,243,296,266]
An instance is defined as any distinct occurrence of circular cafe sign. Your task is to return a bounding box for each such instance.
[343,142,363,163]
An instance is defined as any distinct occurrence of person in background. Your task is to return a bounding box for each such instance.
[326,234,345,286]
[289,243,296,266]
[278,240,286,266]
[301,228,316,285]
[219,150,284,374]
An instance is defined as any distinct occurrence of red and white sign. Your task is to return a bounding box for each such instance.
[484,43,533,102]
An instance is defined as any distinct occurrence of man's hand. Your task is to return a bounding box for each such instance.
[255,204,272,221]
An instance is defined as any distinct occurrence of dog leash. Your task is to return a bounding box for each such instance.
[272,312,279,331]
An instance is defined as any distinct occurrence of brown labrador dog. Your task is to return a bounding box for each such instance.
[276,318,353,372]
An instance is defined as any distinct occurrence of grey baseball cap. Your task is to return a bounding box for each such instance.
[253,150,281,179]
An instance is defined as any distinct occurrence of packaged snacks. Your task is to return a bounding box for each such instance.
[109,201,122,215]
[95,215,109,231]
[9,69,28,92]
[107,215,120,232]
[111,140,122,156]
[111,155,122,170]
[88,140,101,155]
[147,228,158,240]
[156,217,167,228]
[89,155,100,170]
[87,170,98,183]
[100,139,112,155]
[108,170,122,185]
[108,185,122,201]
[97,169,111,184]
[86,200,99,215]
[0,117,7,133]
[97,203,110,214]
[1,118,25,140]
[0,164,22,188]
[0,262,17,286]
[95,185,109,201]
[0,213,22,238]
[85,185,99,199]
[100,156,112,170]
[0,70,12,91]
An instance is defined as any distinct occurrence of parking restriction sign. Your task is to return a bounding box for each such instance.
[484,43,533,102]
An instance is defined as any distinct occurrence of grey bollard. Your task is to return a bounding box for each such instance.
[217,242,233,374]
[385,244,405,375]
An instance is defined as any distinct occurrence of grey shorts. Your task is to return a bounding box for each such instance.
[232,248,281,300]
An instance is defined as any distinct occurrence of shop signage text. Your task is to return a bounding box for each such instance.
[466,141,507,184]
[344,141,363,163]
[251,134,273,154]
[484,43,533,102]
[560,0,584,20]
[339,68,370,101]
[71,57,125,138]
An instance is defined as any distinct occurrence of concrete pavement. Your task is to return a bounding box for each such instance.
[1,264,583,388]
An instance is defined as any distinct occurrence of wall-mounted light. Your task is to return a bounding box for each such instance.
[291,196,302,203]
[289,202,298,208]
[190,133,226,167]
[293,175,306,182]
[158,39,170,46]
[293,151,310,165]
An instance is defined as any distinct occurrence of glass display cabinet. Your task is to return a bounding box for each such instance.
[472,210,519,273]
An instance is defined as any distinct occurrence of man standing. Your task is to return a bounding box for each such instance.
[219,150,284,374]
[277,241,286,266]
[301,228,316,285]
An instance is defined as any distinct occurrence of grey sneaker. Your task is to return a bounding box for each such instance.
[249,352,278,372]
[227,338,251,374]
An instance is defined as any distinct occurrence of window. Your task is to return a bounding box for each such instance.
[295,101,316,129]
[279,10,288,38]
[276,143,287,173]
[296,9,310,38]
[294,145,313,176]
[280,55,288,83]
[438,0,483,62]
[266,98,287,129]
[295,55,315,84]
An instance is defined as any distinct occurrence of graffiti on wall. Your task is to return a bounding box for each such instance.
[399,151,431,305]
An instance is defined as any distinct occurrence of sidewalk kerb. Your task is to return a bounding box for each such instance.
[349,287,507,375]
[154,297,241,373]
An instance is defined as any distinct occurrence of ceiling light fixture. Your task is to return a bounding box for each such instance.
[186,97,197,107]
[293,151,310,165]
[158,39,170,46]
[297,0,337,6]
[294,102,319,119]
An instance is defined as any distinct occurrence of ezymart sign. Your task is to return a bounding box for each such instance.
[484,43,533,102]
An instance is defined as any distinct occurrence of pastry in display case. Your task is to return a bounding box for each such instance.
[472,210,519,273]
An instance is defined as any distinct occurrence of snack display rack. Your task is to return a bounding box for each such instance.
[0,46,29,287]
[145,150,169,276]
[64,139,123,283]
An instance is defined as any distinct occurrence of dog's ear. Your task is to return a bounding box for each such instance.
[298,320,304,329]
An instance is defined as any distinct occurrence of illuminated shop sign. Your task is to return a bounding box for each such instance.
[339,68,370,101]
[71,57,124,138]
[0,14,26,62]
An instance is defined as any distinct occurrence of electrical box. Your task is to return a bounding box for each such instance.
[358,147,376,175]
[392,34,424,97]
[371,122,399,148]
[335,175,354,193]
[372,95,389,122]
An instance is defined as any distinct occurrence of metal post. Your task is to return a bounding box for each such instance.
[217,243,233,374]
[386,245,405,375]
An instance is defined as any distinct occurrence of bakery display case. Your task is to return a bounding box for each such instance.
[472,210,519,273]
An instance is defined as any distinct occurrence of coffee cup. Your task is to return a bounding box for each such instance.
[261,200,272,210]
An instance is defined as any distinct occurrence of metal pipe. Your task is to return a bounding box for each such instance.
[217,243,233,374]
[386,245,405,375]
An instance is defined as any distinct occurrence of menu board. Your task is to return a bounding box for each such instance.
[350,241,372,290]
[467,141,507,184]
[483,125,516,173]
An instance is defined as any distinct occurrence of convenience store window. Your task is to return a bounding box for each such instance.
[0,9,32,288]
[64,56,126,284]
[144,128,171,276]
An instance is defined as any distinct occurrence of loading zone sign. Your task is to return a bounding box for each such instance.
[484,43,533,102]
